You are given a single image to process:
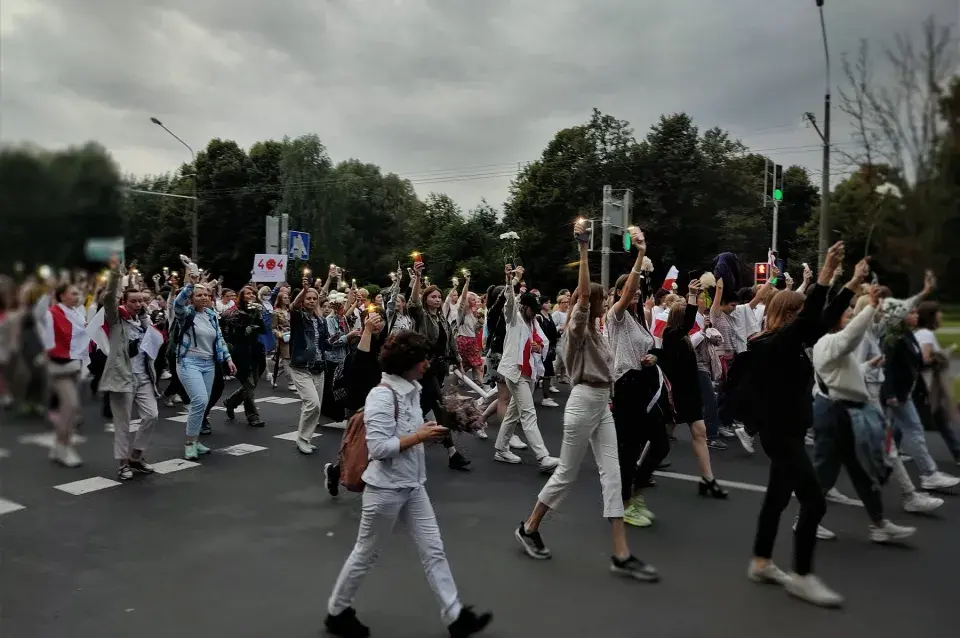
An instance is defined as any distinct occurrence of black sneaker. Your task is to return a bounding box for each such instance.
[449,451,471,471]
[707,438,728,451]
[117,464,134,481]
[247,417,266,428]
[610,555,660,582]
[448,606,493,638]
[514,522,551,559]
[128,458,155,475]
[324,462,340,497]
[657,460,671,470]
[200,419,212,436]
[224,404,236,420]
[324,607,370,638]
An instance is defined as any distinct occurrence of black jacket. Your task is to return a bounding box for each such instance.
[881,331,922,404]
[653,304,700,409]
[746,284,853,440]
[221,306,267,378]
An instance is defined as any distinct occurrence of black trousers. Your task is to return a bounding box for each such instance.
[753,432,826,575]
[612,369,670,502]
[420,359,454,449]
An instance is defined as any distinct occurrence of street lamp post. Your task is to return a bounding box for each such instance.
[815,0,831,269]
[150,117,199,262]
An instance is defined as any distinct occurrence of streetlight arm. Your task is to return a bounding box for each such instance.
[150,116,199,262]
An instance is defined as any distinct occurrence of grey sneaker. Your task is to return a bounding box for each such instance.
[785,573,844,608]
[610,555,659,582]
[515,523,551,559]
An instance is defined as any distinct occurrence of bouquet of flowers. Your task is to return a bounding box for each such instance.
[440,388,486,434]
[499,231,520,267]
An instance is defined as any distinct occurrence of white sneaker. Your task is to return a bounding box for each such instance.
[509,435,527,450]
[160,370,172,380]
[549,385,561,394]
[287,383,297,392]
[784,573,844,608]
[792,518,836,540]
[475,427,488,440]
[541,398,560,408]
[804,432,815,447]
[494,449,522,464]
[825,488,862,507]
[296,438,314,455]
[903,491,944,514]
[868,519,916,544]
[173,395,183,404]
[747,561,789,585]
[538,456,560,472]
[735,427,755,454]
[58,445,83,468]
[164,397,176,407]
[920,471,960,490]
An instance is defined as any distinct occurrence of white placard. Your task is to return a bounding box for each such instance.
[252,254,288,283]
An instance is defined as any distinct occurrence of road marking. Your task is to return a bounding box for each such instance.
[150,459,201,474]
[18,433,88,449]
[54,477,121,495]
[218,443,268,456]
[273,431,321,442]
[0,497,26,515]
[0,448,10,459]
[259,396,301,405]
[164,414,190,423]
[652,471,863,507]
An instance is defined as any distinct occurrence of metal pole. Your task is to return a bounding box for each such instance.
[772,199,780,253]
[280,214,290,257]
[601,185,612,292]
[150,117,198,262]
[816,4,831,269]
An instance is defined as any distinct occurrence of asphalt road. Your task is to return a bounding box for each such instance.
[1,379,959,638]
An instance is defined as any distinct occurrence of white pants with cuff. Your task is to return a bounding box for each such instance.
[290,366,324,441]
[496,377,550,459]
[110,374,159,460]
[328,485,462,625]
[538,384,624,519]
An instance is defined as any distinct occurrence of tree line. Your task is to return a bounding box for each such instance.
[1,19,956,299]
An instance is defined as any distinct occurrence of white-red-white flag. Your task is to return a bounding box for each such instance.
[662,266,679,291]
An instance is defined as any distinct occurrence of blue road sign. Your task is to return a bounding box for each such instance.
[288,231,310,260]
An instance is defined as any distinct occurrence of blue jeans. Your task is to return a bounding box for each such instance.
[178,356,215,437]
[888,398,938,476]
[697,370,721,439]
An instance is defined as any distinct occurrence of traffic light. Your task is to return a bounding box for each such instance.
[754,262,770,285]
[773,164,784,201]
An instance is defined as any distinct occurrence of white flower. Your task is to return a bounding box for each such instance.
[327,291,347,305]
[499,231,520,241]
[641,256,654,272]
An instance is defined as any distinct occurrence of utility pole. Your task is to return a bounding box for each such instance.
[280,213,290,257]
[601,185,612,291]
[814,1,831,268]
[149,117,198,262]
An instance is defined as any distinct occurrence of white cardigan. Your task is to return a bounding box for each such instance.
[496,289,548,384]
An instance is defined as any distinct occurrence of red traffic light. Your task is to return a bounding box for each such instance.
[754,262,770,285]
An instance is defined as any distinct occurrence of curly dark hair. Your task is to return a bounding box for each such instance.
[916,301,941,331]
[379,330,431,376]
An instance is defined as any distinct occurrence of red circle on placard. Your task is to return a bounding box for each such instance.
[266,258,277,270]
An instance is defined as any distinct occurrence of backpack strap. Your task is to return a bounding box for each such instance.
[376,382,399,420]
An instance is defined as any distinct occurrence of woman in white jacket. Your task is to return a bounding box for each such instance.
[492,264,559,473]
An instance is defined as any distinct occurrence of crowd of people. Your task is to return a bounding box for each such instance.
[1,226,958,637]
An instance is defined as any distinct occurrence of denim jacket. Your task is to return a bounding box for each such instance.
[173,283,231,363]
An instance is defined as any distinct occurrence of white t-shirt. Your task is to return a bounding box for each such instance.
[914,328,941,353]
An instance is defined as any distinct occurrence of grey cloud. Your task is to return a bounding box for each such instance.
[1,0,956,210]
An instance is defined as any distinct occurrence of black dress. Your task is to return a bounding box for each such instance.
[653,304,702,424]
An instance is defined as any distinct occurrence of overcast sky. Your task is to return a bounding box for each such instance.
[1,0,956,212]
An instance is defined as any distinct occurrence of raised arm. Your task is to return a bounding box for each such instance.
[611,227,647,319]
[103,256,123,325]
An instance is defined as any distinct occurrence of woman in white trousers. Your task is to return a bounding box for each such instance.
[514,222,659,582]
[325,330,492,638]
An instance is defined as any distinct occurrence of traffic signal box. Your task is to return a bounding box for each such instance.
[754,262,770,286]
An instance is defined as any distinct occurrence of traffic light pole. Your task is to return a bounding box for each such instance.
[601,185,612,292]
[772,198,779,253]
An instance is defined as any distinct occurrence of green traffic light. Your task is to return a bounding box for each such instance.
[773,188,783,201]
[623,233,632,251]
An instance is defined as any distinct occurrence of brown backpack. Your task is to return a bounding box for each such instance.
[338,384,399,492]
